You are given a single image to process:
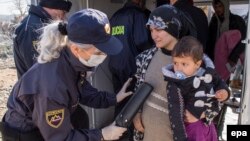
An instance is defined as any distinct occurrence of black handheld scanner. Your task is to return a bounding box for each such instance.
[115,82,153,127]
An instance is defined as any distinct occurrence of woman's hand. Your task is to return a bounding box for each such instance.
[116,78,133,103]
[133,112,144,133]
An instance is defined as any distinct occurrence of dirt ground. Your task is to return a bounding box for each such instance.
[0,57,17,119]
[0,56,17,140]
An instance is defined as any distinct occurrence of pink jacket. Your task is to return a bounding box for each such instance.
[214,30,242,80]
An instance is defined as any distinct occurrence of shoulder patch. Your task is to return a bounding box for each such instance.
[46,109,64,128]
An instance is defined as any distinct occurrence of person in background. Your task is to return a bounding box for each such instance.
[214,30,242,81]
[13,0,72,79]
[207,1,246,138]
[170,0,209,49]
[109,0,152,115]
[206,0,246,63]
[1,9,132,141]
[109,1,153,140]
[132,5,194,141]
[162,36,229,141]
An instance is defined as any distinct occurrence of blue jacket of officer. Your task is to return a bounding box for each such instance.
[108,2,152,116]
[109,2,152,93]
[13,5,51,79]
[4,48,117,141]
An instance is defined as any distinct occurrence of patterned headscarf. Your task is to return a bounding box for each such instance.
[146,5,182,39]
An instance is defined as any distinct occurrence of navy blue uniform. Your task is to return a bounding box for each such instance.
[109,2,152,115]
[13,5,51,78]
[4,48,117,141]
[108,3,152,140]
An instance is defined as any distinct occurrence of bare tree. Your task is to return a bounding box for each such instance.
[0,0,29,39]
[12,0,30,23]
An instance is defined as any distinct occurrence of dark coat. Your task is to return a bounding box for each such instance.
[109,2,152,115]
[13,5,51,78]
[174,0,208,49]
[5,48,116,141]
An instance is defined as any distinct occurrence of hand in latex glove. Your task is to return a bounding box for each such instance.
[102,122,127,140]
[116,78,133,103]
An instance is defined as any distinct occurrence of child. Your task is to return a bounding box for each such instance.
[162,36,229,141]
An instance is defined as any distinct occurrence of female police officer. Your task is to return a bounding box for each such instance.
[1,9,132,141]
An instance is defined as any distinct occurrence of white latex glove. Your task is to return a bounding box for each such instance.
[116,78,133,103]
[101,122,127,140]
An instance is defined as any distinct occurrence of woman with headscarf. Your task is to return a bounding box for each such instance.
[132,5,192,141]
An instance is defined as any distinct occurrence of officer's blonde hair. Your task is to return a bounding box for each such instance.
[37,21,67,63]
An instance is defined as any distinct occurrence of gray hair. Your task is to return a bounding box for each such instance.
[37,20,95,64]
[37,20,67,64]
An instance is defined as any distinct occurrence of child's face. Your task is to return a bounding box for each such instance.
[173,56,202,77]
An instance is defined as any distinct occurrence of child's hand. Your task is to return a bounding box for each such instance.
[215,89,229,102]
[133,112,144,133]
[184,110,199,123]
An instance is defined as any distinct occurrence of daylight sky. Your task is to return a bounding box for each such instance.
[0,0,30,15]
[0,0,248,16]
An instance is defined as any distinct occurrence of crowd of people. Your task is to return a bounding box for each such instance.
[0,0,246,141]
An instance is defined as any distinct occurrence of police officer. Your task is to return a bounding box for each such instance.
[13,0,72,79]
[109,0,152,114]
[1,9,132,141]
[108,1,153,140]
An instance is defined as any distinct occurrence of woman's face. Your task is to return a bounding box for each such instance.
[150,25,178,50]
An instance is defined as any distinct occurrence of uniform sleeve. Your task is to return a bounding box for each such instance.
[79,80,117,108]
[21,26,39,67]
[33,96,102,141]
[13,25,39,78]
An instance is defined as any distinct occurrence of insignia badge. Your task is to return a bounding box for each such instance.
[104,23,110,34]
[46,109,64,128]
[32,40,39,51]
